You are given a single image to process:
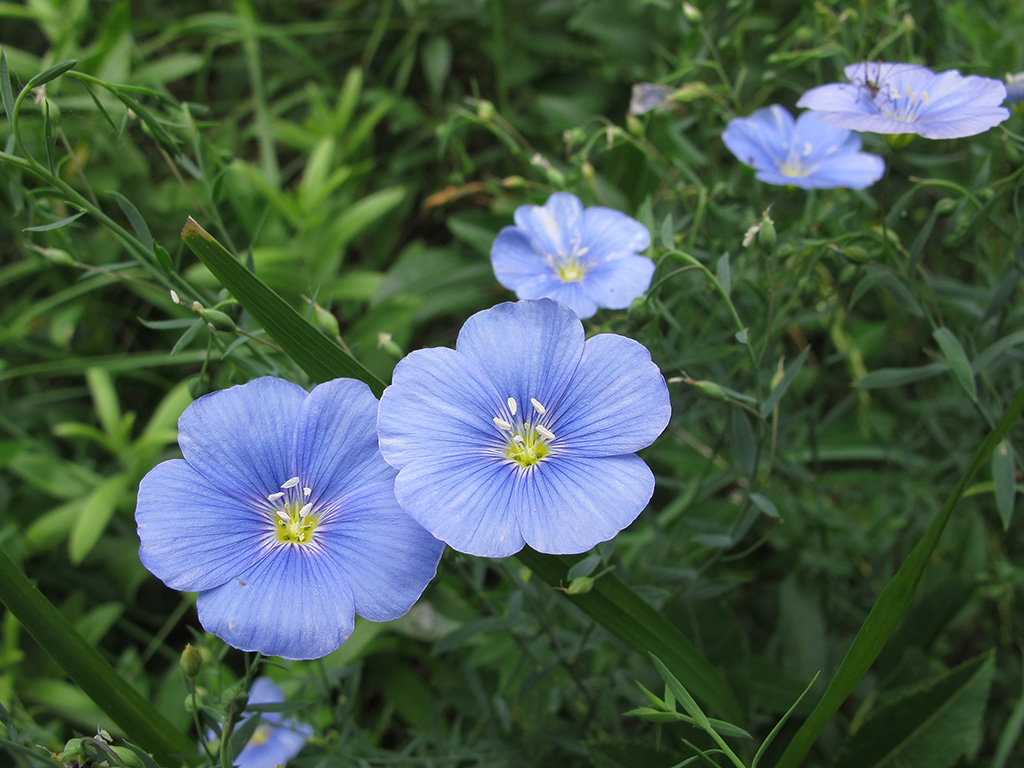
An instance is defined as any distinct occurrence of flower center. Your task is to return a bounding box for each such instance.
[549,244,589,283]
[778,140,812,178]
[878,82,930,123]
[492,396,556,468]
[248,724,272,747]
[557,260,586,282]
[267,476,319,544]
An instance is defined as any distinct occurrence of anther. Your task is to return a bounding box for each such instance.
[536,425,556,440]
[530,398,546,415]
[298,503,313,518]
[170,289,180,305]
[276,510,290,522]
[303,487,312,497]
[507,397,518,415]
[281,477,300,489]
[493,417,513,431]
[267,492,285,502]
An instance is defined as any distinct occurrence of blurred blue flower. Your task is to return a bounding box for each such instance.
[1006,72,1024,104]
[377,299,671,557]
[797,61,1009,139]
[722,105,885,189]
[136,377,444,660]
[630,83,673,115]
[490,192,654,319]
[234,678,311,768]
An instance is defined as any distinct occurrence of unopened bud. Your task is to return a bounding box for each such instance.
[198,307,236,333]
[476,99,495,123]
[377,332,404,358]
[565,576,594,595]
[693,380,727,401]
[314,303,340,338]
[628,295,654,328]
[181,643,202,679]
[757,210,776,250]
[682,2,702,21]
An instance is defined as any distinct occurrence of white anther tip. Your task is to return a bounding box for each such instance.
[493,417,513,431]
[530,398,546,415]
[507,397,518,415]
[267,492,285,502]
[281,477,300,489]
[537,425,556,440]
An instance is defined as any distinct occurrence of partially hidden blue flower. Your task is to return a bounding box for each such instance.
[630,83,674,115]
[796,61,1010,139]
[489,192,654,320]
[232,677,312,768]
[136,377,444,660]
[722,105,885,189]
[377,299,672,558]
[1006,72,1024,104]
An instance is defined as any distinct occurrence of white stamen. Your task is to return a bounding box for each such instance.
[493,417,513,431]
[921,90,930,105]
[281,477,300,489]
[170,289,180,305]
[508,397,518,415]
[303,487,312,497]
[298,502,313,518]
[276,509,290,522]
[536,425,556,440]
[530,398,546,415]
[577,246,589,256]
[267,492,285,502]
[512,434,525,444]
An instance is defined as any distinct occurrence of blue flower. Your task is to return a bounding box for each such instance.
[796,62,1010,139]
[490,192,654,320]
[136,377,444,660]
[722,105,885,190]
[630,83,673,115]
[233,677,311,768]
[377,299,672,557]
[1006,72,1024,104]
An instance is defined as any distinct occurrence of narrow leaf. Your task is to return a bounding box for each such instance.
[716,252,731,297]
[760,347,810,417]
[993,439,1016,529]
[181,217,385,392]
[69,473,127,564]
[25,59,77,91]
[751,672,819,768]
[660,213,674,250]
[651,654,710,728]
[933,327,976,402]
[854,362,947,389]
[0,51,14,122]
[109,191,154,251]
[24,210,87,232]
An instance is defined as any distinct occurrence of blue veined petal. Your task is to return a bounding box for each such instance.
[455,299,585,411]
[549,333,670,457]
[378,347,506,467]
[136,459,269,592]
[512,192,583,259]
[293,378,390,513]
[796,153,886,189]
[319,486,444,622]
[578,207,651,265]
[796,83,867,113]
[491,226,557,292]
[517,453,655,554]
[912,108,1011,139]
[523,280,599,319]
[197,545,356,660]
[392,454,525,557]
[581,257,657,310]
[722,104,794,168]
[178,377,308,503]
[236,722,310,768]
[792,110,864,158]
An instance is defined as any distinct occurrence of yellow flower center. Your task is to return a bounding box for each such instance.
[267,477,319,545]
[491,397,556,468]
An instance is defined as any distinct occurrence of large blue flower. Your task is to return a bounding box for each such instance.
[377,299,672,557]
[722,105,885,189]
[233,677,311,768]
[796,62,1010,139]
[135,377,444,660]
[490,192,654,320]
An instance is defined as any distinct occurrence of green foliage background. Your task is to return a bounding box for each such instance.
[1,0,1023,766]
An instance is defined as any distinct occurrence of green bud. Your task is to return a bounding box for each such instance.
[35,247,74,265]
[181,643,202,679]
[565,576,594,594]
[580,161,595,180]
[502,175,527,188]
[314,303,341,338]
[110,746,146,768]
[885,133,915,149]
[188,375,211,400]
[934,198,958,215]
[757,211,776,250]
[59,738,88,766]
[377,332,404,358]
[476,99,495,123]
[681,2,702,21]
[198,307,236,333]
[628,296,654,328]
[626,113,644,136]
[841,245,870,263]
[693,380,727,401]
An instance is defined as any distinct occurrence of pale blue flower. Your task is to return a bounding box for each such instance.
[490,192,654,319]
[1006,72,1024,104]
[233,678,311,768]
[722,105,885,189]
[377,299,671,558]
[630,83,673,115]
[797,62,1010,139]
[136,377,444,660]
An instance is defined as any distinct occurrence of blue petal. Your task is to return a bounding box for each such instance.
[549,333,670,456]
[378,347,506,467]
[578,206,650,265]
[236,720,310,768]
[455,299,585,411]
[490,227,554,294]
[520,280,600,319]
[178,377,308,503]
[392,455,525,557]
[197,545,356,660]
[517,454,655,554]
[581,256,656,310]
[136,459,269,592]
[722,105,794,169]
[293,378,390,513]
[796,83,864,113]
[320,495,444,622]
[512,192,583,259]
[803,153,886,190]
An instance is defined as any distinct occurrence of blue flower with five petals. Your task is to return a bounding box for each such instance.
[490,192,654,319]
[232,677,311,768]
[135,377,444,660]
[377,299,672,557]
[796,62,1010,139]
[722,105,885,189]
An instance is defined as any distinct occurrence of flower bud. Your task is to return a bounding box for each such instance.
[314,303,340,338]
[627,296,654,328]
[565,576,594,595]
[693,380,727,401]
[757,210,776,250]
[198,307,236,333]
[181,643,203,679]
[476,99,495,123]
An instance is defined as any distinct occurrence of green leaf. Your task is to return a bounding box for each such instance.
[0,548,195,762]
[180,217,385,394]
[660,213,674,250]
[108,190,154,251]
[567,553,601,580]
[716,252,731,297]
[932,327,976,403]
[421,35,452,101]
[854,362,947,389]
[25,59,77,90]
[86,367,122,441]
[993,438,1016,529]
[849,267,924,318]
[0,50,14,123]
[651,654,709,728]
[773,383,1024,768]
[23,210,87,232]
[760,346,810,417]
[751,672,819,768]
[833,653,994,768]
[69,473,128,564]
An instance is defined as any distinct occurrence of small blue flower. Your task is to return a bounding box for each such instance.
[722,105,885,190]
[490,192,654,320]
[630,83,673,115]
[1006,72,1024,104]
[797,62,1010,139]
[233,678,311,768]
[136,377,444,660]
[377,299,672,557]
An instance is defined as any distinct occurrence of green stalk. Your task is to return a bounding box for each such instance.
[0,547,196,765]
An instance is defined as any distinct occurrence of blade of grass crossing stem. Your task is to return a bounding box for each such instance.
[0,547,195,763]
[774,381,1024,768]
[179,217,741,724]
[180,217,385,394]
